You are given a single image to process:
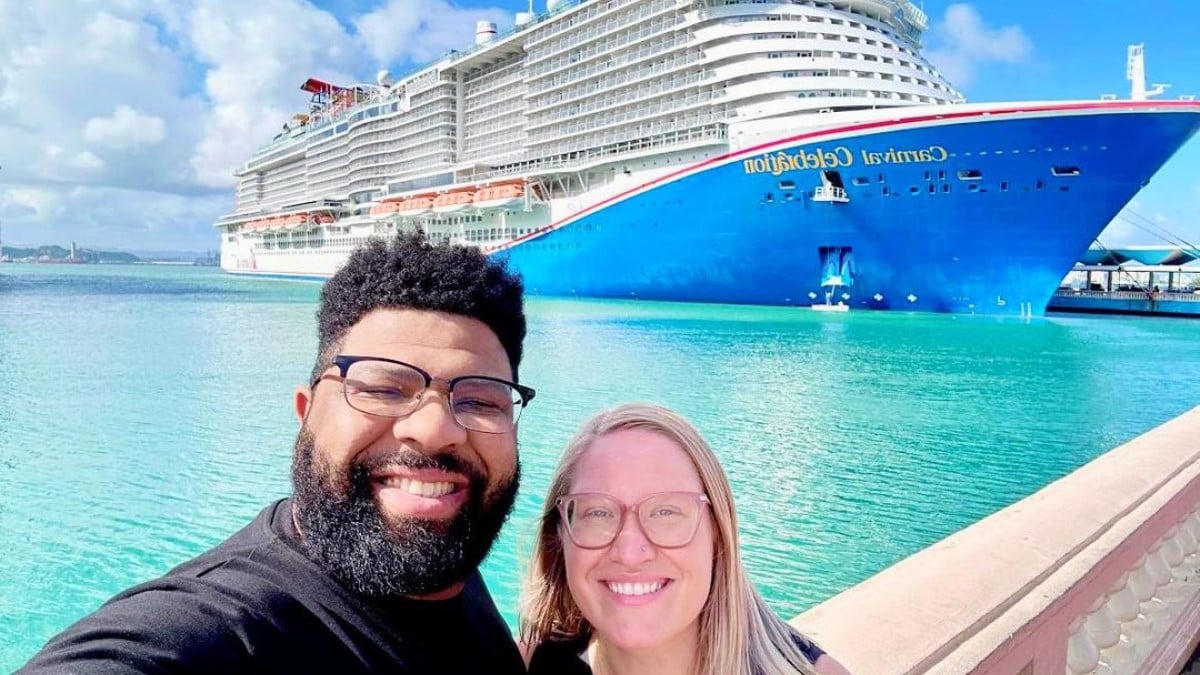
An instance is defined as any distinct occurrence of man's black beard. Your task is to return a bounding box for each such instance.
[291,428,519,598]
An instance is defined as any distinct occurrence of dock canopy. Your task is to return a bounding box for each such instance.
[1079,246,1200,267]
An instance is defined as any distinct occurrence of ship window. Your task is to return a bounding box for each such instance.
[923,171,930,181]
[957,169,983,180]
[909,186,920,194]
[1000,181,1009,191]
[1052,166,1081,176]
[938,169,946,180]
[881,186,890,196]
[942,184,950,193]
[1036,180,1045,190]
[852,176,870,186]
[968,184,979,192]
[778,180,796,190]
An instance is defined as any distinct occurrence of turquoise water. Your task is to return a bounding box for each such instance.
[2,263,1198,669]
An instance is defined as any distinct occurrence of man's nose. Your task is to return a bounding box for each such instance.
[392,390,468,450]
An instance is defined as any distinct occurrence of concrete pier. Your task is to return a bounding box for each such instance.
[792,406,1200,674]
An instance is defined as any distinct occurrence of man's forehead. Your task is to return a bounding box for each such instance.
[340,308,509,373]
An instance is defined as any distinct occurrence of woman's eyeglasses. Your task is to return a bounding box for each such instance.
[556,491,710,549]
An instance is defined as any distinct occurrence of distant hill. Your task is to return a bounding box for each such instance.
[2,245,219,265]
[2,245,139,264]
[92,247,211,261]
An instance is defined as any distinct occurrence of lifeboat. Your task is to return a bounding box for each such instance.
[431,189,477,214]
[370,202,400,218]
[395,194,435,217]
[473,181,525,210]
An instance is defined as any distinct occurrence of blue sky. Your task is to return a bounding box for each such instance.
[0,0,1196,252]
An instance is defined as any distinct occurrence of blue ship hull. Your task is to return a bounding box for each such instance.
[497,103,1200,315]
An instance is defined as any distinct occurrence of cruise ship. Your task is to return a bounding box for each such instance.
[214,0,1200,315]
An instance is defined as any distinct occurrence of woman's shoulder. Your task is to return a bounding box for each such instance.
[527,636,593,675]
[790,629,826,663]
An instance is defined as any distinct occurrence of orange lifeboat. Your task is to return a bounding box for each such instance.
[396,194,435,216]
[371,202,399,218]
[432,189,477,214]
[473,181,525,210]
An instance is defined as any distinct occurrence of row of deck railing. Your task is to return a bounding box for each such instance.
[793,406,1200,675]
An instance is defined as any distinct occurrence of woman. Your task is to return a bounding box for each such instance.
[521,403,850,675]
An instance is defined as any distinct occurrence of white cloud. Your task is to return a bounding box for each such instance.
[0,1,206,192]
[5,187,62,221]
[924,4,1032,88]
[1,184,230,251]
[84,105,166,147]
[354,0,512,65]
[186,0,363,187]
[0,0,514,251]
[68,151,107,172]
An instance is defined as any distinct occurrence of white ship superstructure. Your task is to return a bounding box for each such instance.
[217,0,961,274]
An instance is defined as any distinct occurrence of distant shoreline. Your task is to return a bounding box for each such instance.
[1,244,217,266]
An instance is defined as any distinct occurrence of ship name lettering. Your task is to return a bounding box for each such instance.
[860,145,949,165]
[743,146,854,175]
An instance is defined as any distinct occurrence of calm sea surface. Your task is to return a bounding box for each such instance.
[1,263,1198,669]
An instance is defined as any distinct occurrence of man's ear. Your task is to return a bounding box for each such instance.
[295,385,313,424]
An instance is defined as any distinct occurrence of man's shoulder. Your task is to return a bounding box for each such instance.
[17,501,360,673]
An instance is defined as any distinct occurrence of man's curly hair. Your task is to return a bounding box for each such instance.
[312,233,526,382]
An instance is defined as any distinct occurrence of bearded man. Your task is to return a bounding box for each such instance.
[21,234,534,674]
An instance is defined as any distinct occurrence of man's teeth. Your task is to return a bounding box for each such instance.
[607,581,663,596]
[381,477,456,497]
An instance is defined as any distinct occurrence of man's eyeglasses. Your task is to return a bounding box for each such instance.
[556,491,711,549]
[312,355,536,434]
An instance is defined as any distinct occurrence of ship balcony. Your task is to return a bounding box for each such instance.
[793,406,1200,674]
[812,186,849,203]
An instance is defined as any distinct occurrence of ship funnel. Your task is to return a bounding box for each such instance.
[515,11,534,26]
[475,20,498,45]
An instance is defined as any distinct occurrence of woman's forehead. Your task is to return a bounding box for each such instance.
[570,428,704,496]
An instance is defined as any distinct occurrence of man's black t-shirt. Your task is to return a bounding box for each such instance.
[19,499,526,675]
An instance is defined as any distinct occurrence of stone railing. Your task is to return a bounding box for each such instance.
[792,406,1200,675]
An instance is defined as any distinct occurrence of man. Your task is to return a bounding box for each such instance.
[21,234,534,674]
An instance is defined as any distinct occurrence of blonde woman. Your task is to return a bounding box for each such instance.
[521,403,850,675]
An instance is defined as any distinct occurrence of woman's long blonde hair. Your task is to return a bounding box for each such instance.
[520,403,817,675]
